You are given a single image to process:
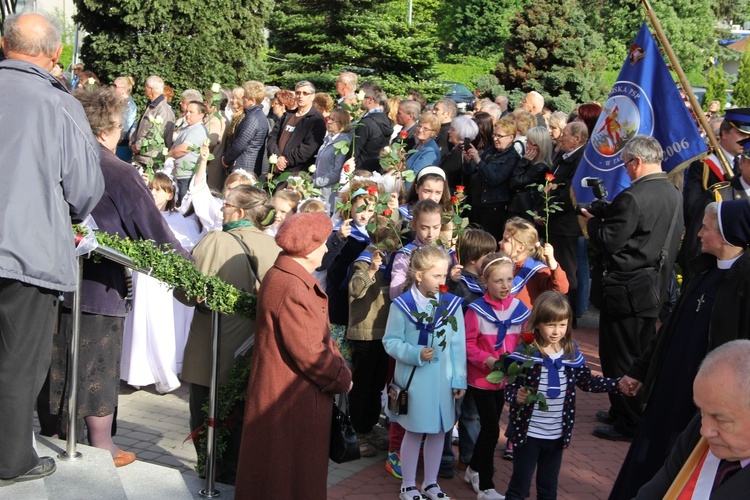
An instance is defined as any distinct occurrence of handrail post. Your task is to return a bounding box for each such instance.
[200,310,221,498]
[59,255,84,461]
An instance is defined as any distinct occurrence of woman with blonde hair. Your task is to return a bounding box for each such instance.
[314,107,353,212]
[406,113,441,178]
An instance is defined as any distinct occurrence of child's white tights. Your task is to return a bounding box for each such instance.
[400,430,445,489]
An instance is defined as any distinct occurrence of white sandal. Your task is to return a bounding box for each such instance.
[399,486,426,500]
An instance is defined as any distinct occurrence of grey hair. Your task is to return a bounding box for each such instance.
[697,339,750,407]
[3,11,61,57]
[181,88,203,102]
[526,126,553,166]
[620,135,663,165]
[481,102,503,122]
[566,121,589,143]
[495,95,509,109]
[398,100,421,119]
[704,201,720,231]
[338,71,358,90]
[145,76,165,93]
[265,85,280,100]
[295,80,316,93]
[436,98,458,119]
[450,115,479,141]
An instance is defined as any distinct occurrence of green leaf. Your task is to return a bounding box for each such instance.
[486,370,506,384]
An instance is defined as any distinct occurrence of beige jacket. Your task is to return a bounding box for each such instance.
[178,225,280,386]
[347,249,392,341]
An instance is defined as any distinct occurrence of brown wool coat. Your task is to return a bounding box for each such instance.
[235,254,352,499]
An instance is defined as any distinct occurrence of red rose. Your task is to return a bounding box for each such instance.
[456,185,465,193]
[382,208,393,217]
[399,130,408,139]
[343,163,352,173]
[545,173,555,182]
[74,233,84,246]
[451,196,459,204]
[439,284,449,294]
[366,186,378,195]
[521,332,536,344]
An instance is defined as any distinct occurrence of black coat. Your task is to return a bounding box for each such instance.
[507,159,551,219]
[715,175,750,202]
[628,250,750,397]
[588,172,683,317]
[267,107,326,172]
[463,145,520,205]
[354,111,393,172]
[636,414,750,499]
[548,147,584,236]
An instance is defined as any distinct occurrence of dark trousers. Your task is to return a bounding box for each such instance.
[548,232,578,290]
[505,436,564,499]
[189,383,243,484]
[599,312,656,436]
[478,202,509,243]
[0,278,57,478]
[349,339,389,433]
[457,389,480,464]
[176,177,191,207]
[468,386,505,490]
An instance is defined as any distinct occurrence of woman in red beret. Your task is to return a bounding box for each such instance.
[235,212,353,499]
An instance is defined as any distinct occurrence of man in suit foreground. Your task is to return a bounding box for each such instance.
[637,339,750,499]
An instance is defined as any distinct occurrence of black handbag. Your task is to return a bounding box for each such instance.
[601,200,680,317]
[388,366,416,416]
[329,393,360,464]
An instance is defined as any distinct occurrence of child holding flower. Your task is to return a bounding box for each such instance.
[383,245,466,500]
[503,291,623,500]
[463,252,529,499]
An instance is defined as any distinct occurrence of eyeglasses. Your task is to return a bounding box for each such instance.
[493,133,513,139]
[624,158,637,167]
[295,90,313,96]
[416,126,435,132]
[222,201,240,211]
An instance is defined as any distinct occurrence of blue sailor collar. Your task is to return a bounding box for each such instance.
[511,257,548,295]
[468,297,530,349]
[393,288,464,346]
[507,343,585,398]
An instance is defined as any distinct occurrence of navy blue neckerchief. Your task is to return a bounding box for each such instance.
[511,257,548,295]
[392,290,464,346]
[460,274,484,294]
[468,297,530,350]
[507,344,585,398]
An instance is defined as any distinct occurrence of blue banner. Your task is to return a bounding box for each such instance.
[573,22,707,204]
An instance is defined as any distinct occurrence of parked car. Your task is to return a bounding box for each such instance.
[443,81,475,111]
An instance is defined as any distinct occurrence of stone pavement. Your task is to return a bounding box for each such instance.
[36,308,631,499]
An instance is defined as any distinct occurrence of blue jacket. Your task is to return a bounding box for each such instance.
[222,104,268,175]
[406,139,441,176]
[464,145,520,205]
[383,288,467,434]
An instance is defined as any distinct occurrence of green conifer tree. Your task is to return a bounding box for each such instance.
[705,63,729,110]
[733,45,750,108]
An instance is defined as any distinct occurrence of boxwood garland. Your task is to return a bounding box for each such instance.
[93,231,257,319]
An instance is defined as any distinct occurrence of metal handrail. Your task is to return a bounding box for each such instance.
[62,244,222,497]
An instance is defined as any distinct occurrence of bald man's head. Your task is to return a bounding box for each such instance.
[2,12,62,69]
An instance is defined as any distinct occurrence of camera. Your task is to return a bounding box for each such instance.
[575,177,609,217]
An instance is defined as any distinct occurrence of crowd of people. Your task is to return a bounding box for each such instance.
[2,9,750,500]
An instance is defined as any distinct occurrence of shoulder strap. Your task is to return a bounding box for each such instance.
[657,196,681,271]
[228,231,261,288]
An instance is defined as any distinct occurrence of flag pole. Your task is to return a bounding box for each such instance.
[639,0,733,179]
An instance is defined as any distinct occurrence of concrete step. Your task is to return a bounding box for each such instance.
[0,435,234,499]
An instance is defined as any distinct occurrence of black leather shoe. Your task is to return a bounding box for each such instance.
[8,457,56,483]
[593,426,633,442]
[596,410,616,425]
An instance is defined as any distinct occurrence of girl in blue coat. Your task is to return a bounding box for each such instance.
[383,245,467,500]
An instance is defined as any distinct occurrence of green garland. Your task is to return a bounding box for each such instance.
[93,231,257,319]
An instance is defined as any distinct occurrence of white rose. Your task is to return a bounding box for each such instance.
[382,146,392,154]
[154,116,164,125]
[211,83,221,93]
[269,154,278,164]
[357,90,366,102]
[162,148,169,156]
[87,77,95,85]
[308,164,316,173]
